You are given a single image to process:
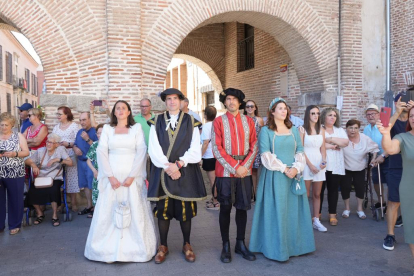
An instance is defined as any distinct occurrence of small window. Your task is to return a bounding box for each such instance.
[7,93,11,113]
[237,24,254,72]
[0,45,3,81]
[6,52,13,84]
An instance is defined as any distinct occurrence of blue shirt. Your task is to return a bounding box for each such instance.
[363,124,384,155]
[389,119,406,169]
[20,118,32,133]
[74,127,98,161]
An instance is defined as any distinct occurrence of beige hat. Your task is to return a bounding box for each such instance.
[365,104,379,113]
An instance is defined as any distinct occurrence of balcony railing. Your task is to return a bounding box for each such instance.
[12,75,26,91]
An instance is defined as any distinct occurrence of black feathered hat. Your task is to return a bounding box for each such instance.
[219,88,246,110]
[160,88,185,102]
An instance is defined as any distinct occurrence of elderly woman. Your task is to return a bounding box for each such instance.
[52,106,80,211]
[25,133,73,227]
[319,107,349,226]
[378,104,414,264]
[342,119,379,219]
[23,108,48,151]
[0,113,30,235]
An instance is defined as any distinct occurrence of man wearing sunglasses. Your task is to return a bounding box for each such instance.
[16,103,33,133]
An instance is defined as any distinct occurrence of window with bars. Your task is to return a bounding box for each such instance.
[25,68,30,92]
[237,24,254,72]
[7,93,11,113]
[31,73,36,94]
[6,52,12,84]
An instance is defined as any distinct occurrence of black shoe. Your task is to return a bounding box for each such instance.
[374,202,387,209]
[220,241,232,263]
[383,234,396,251]
[235,240,256,261]
[395,216,403,228]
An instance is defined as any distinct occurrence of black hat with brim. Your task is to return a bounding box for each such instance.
[219,88,246,110]
[160,88,185,102]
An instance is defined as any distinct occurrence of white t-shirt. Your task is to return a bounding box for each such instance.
[200,121,214,159]
[188,110,202,125]
[325,126,348,175]
[343,133,379,171]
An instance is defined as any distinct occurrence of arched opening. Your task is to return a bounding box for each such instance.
[142,3,338,116]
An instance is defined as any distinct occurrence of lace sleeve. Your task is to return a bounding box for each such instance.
[292,152,306,173]
[260,152,287,172]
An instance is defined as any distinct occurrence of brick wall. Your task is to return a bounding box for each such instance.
[391,0,414,93]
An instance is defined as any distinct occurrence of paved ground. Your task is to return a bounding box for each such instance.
[1,189,413,276]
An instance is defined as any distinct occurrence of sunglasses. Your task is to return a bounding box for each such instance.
[56,113,64,116]
[311,112,320,116]
[245,105,255,109]
[28,114,34,117]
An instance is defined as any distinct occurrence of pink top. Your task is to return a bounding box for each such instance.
[26,124,47,150]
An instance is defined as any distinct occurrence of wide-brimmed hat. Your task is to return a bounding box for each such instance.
[365,104,379,113]
[219,88,246,109]
[160,88,185,102]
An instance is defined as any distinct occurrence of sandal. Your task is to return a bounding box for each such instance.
[87,211,94,218]
[357,211,366,220]
[329,216,338,226]
[52,218,60,227]
[34,215,45,225]
[78,207,93,215]
[342,210,350,218]
[10,228,20,235]
[206,201,220,210]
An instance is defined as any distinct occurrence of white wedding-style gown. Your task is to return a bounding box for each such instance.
[84,124,157,262]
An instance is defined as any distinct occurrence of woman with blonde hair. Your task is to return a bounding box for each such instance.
[23,108,48,151]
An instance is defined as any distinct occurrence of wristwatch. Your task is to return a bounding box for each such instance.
[86,139,91,143]
[59,158,63,163]
[381,154,386,159]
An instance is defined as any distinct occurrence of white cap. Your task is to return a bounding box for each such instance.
[365,104,379,113]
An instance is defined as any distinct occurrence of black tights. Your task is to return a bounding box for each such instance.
[219,204,247,243]
[158,219,192,247]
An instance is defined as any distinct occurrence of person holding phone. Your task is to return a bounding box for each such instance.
[380,95,414,251]
[90,100,111,128]
[377,104,414,263]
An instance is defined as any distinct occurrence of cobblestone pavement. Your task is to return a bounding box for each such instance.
[1,192,412,276]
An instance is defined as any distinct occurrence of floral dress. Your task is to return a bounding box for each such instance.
[86,141,99,205]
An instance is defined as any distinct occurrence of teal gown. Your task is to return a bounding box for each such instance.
[249,126,316,261]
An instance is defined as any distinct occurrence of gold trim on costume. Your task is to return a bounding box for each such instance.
[182,201,187,221]
[163,197,169,220]
[191,202,196,217]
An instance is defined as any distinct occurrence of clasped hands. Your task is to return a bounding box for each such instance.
[165,161,184,180]
[109,176,134,190]
[284,167,298,179]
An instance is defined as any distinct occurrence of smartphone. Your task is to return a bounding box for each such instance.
[93,100,103,106]
[380,107,392,127]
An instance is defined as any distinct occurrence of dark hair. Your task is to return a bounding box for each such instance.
[266,100,292,131]
[407,106,414,132]
[243,100,259,116]
[96,123,105,131]
[321,107,341,128]
[346,119,361,128]
[303,105,321,135]
[58,106,74,121]
[109,100,136,128]
[204,106,217,121]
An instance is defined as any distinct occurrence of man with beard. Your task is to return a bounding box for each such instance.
[148,88,206,264]
[212,88,258,263]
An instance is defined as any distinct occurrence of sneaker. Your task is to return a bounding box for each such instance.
[313,218,327,232]
[395,216,403,228]
[383,234,396,250]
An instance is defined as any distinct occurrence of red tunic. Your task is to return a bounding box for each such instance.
[212,111,258,177]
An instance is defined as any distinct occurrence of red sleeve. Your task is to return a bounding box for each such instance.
[240,117,258,169]
[212,117,238,174]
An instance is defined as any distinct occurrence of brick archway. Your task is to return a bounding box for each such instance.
[142,0,338,105]
[0,1,107,97]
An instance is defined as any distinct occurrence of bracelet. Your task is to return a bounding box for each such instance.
[68,142,71,147]
[86,139,91,143]
[175,161,182,169]
[15,151,18,157]
[381,154,386,159]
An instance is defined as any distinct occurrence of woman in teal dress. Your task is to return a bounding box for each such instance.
[249,98,315,261]
[378,104,414,263]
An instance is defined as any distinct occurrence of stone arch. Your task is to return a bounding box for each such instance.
[142,0,338,105]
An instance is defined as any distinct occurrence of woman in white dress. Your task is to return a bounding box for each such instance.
[84,100,157,263]
[52,106,80,211]
[299,105,327,232]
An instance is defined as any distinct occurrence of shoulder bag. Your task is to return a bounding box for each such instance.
[34,150,63,189]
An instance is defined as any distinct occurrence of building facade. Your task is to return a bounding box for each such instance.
[0,0,410,126]
[0,30,40,118]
